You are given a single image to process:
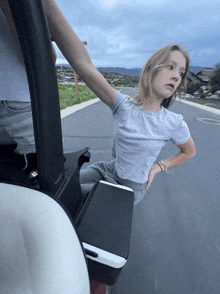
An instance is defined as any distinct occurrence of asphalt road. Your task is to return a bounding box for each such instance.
[62,88,220,294]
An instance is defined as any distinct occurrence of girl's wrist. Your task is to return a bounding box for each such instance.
[157,161,164,172]
[153,163,162,174]
[156,160,169,173]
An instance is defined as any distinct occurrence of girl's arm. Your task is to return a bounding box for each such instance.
[43,0,117,107]
[146,137,196,189]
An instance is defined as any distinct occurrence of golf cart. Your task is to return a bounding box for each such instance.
[0,0,134,293]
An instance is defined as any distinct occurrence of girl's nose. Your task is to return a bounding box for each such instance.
[172,71,180,81]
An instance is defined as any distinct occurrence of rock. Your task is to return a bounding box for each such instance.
[209,94,219,99]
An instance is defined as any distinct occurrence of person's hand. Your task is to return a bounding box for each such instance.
[146,163,161,190]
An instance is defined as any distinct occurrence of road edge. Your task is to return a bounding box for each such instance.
[176,98,220,116]
[60,98,100,118]
[60,94,220,119]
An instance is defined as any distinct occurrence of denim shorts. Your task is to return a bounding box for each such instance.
[0,101,36,154]
[80,160,147,206]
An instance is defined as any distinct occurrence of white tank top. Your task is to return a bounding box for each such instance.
[0,8,30,102]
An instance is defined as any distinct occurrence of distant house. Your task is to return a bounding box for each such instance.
[186,70,205,95]
[186,70,204,86]
[111,78,120,84]
[197,67,214,83]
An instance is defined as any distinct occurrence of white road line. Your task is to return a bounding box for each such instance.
[196,118,220,125]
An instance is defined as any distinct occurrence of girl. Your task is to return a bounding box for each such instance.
[45,0,196,205]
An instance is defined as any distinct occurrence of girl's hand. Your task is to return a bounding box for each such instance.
[146,163,161,190]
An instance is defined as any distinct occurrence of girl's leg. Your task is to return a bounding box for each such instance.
[80,163,103,197]
[80,161,116,197]
[133,189,147,206]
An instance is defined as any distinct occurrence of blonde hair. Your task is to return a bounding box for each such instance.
[134,44,190,109]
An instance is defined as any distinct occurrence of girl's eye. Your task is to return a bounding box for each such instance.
[180,72,184,77]
[167,65,173,70]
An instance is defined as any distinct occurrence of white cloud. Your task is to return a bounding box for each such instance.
[55,0,220,67]
[188,45,220,67]
[102,0,118,6]
[56,58,68,65]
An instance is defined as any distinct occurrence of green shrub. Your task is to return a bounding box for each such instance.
[210,62,220,94]
[187,82,201,95]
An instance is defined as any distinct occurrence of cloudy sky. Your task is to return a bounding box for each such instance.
[54,0,220,69]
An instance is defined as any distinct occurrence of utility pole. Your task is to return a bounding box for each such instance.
[74,41,87,94]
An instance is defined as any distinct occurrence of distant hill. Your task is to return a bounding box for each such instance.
[97,66,206,76]
[56,64,141,76]
[56,64,206,77]
[97,67,142,77]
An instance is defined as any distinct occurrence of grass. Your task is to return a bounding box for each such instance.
[58,84,97,110]
[58,84,121,110]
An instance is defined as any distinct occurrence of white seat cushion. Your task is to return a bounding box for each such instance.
[0,183,90,294]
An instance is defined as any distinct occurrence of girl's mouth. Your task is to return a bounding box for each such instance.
[166,84,174,89]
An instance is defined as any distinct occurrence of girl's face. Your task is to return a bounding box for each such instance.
[152,50,186,100]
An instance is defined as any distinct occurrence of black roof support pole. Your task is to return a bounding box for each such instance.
[7,0,65,194]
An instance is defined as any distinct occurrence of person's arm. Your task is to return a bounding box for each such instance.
[146,137,196,189]
[43,0,117,107]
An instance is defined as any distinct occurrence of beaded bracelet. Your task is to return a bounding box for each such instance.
[157,160,169,173]
[157,161,164,172]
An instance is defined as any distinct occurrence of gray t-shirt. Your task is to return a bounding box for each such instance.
[0,9,30,102]
[111,91,191,184]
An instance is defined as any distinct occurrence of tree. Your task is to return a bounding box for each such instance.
[187,82,201,95]
[210,62,220,94]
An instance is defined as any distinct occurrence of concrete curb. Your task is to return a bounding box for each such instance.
[60,95,220,119]
[176,98,220,116]
[60,97,100,118]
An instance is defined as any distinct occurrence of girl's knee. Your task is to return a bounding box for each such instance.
[133,190,147,206]
[79,166,102,184]
[80,183,95,197]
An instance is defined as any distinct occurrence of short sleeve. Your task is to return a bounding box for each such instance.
[111,91,127,115]
[171,115,191,145]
